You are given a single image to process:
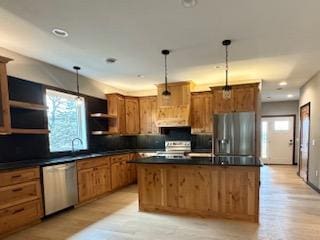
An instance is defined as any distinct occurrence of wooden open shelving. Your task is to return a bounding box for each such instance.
[91,130,117,135]
[9,100,48,111]
[90,113,117,119]
[11,128,49,135]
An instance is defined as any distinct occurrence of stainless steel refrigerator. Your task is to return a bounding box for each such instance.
[213,112,255,156]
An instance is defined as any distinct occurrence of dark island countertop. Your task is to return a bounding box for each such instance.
[128,155,262,167]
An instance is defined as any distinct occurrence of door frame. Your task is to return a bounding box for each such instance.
[298,102,311,181]
[261,114,296,165]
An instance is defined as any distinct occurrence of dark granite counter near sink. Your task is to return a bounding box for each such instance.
[0,149,164,170]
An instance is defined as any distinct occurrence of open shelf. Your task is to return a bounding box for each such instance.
[91,130,117,135]
[11,128,49,135]
[9,100,48,111]
[90,113,117,119]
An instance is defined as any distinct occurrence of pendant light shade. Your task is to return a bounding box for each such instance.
[161,49,171,97]
[222,40,232,99]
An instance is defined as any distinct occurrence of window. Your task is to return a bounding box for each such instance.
[261,121,268,159]
[274,120,289,131]
[46,89,88,152]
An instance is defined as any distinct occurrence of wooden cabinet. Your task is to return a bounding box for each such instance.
[106,94,126,134]
[0,167,43,238]
[77,157,111,203]
[191,92,212,134]
[0,56,12,134]
[139,96,159,134]
[211,83,259,113]
[125,97,140,134]
[111,154,136,190]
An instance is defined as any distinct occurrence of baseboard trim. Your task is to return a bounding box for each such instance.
[307,181,320,194]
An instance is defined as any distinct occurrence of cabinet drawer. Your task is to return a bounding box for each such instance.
[0,200,42,236]
[0,181,41,210]
[0,167,40,187]
[110,154,129,164]
[77,157,110,170]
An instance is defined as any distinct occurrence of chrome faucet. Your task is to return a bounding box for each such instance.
[71,138,83,155]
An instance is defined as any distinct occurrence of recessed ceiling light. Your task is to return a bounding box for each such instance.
[267,97,271,99]
[287,94,293,98]
[137,74,145,78]
[215,65,222,69]
[52,28,68,38]
[277,87,283,90]
[106,58,117,64]
[181,0,197,8]
[279,81,287,86]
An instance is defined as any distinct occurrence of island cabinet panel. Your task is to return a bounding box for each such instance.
[191,92,213,134]
[137,164,260,222]
[77,157,111,203]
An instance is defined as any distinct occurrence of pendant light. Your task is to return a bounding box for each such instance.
[161,49,171,97]
[222,40,232,99]
[73,66,82,104]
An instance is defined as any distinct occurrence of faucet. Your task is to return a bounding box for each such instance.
[72,138,83,155]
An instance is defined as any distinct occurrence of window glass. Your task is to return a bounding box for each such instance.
[274,120,289,131]
[46,89,88,152]
[261,121,268,159]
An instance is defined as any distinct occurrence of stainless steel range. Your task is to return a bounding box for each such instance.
[156,141,191,159]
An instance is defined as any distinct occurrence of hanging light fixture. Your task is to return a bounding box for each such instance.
[222,39,232,99]
[73,66,82,104]
[161,49,171,97]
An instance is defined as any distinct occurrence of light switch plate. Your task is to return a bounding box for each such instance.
[312,139,316,146]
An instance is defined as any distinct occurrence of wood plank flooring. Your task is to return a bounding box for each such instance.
[4,166,320,240]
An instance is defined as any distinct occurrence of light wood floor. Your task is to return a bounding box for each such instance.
[4,166,320,240]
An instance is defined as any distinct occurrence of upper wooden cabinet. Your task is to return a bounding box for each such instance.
[0,56,12,134]
[211,83,259,113]
[125,97,140,134]
[191,92,213,134]
[106,94,126,134]
[139,96,159,134]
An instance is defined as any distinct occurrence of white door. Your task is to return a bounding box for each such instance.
[261,116,294,164]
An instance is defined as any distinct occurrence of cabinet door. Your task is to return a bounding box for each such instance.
[0,60,11,134]
[125,97,140,134]
[94,166,111,196]
[111,162,121,190]
[233,87,255,112]
[118,96,126,134]
[78,168,95,203]
[212,89,234,113]
[139,97,152,134]
[191,92,213,134]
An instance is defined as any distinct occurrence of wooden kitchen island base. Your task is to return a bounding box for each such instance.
[137,163,260,222]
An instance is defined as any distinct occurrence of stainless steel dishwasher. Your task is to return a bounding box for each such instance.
[42,162,78,216]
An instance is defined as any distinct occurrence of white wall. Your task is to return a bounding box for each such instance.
[0,47,124,99]
[261,100,299,164]
[300,72,320,189]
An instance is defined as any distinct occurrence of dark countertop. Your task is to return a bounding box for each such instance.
[0,149,165,170]
[129,155,262,167]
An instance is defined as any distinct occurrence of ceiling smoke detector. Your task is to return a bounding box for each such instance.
[181,0,198,8]
[52,28,69,38]
[106,58,117,64]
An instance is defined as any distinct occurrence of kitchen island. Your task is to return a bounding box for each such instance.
[129,156,262,222]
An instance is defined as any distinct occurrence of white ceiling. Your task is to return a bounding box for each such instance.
[1,0,320,101]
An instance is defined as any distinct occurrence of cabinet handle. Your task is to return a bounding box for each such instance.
[12,208,25,215]
[12,188,23,192]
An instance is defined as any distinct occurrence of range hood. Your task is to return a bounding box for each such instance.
[155,82,191,127]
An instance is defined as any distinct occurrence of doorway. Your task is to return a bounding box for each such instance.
[261,115,295,164]
[299,103,310,182]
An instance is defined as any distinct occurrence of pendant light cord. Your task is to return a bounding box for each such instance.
[165,53,168,92]
[76,69,80,95]
[225,44,229,87]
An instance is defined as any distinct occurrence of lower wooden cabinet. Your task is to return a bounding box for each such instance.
[111,154,137,190]
[77,157,111,203]
[0,167,43,238]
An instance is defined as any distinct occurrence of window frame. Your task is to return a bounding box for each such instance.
[45,87,89,154]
